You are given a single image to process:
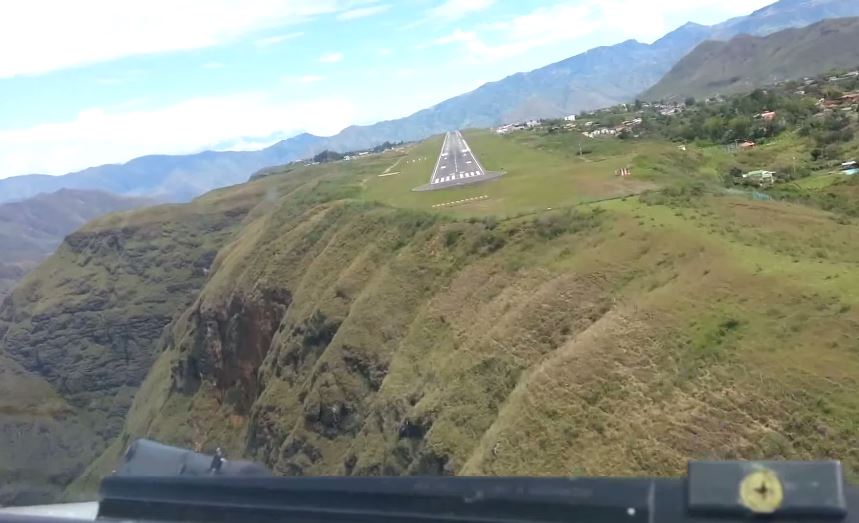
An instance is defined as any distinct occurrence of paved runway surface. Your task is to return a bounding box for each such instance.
[429,131,489,187]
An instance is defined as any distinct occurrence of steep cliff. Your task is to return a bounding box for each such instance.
[0,184,263,504]
[72,162,859,495]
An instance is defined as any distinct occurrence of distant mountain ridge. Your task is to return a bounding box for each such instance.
[1,0,858,204]
[643,17,859,101]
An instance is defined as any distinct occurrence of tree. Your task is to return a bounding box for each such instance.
[685,96,697,107]
[728,116,752,140]
[313,150,344,163]
[634,99,643,110]
[823,87,844,100]
[703,116,725,141]
[811,148,823,161]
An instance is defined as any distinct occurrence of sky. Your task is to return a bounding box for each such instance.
[0,0,776,179]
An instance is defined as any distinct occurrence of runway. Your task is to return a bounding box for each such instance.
[429,131,489,187]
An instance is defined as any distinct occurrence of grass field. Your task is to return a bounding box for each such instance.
[312,130,721,218]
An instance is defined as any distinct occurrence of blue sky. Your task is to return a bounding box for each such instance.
[0,0,774,179]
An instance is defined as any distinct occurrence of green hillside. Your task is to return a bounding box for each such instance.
[0,126,839,499]
[0,188,258,504]
[643,17,859,101]
[0,189,152,300]
[3,92,859,502]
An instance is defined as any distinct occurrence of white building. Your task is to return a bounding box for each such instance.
[563,114,577,122]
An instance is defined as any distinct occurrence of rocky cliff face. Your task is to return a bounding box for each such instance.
[0,189,259,504]
[75,170,859,491]
[69,192,619,488]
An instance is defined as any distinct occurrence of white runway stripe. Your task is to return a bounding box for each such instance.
[431,195,490,208]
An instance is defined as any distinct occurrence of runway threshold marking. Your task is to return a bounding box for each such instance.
[432,195,489,208]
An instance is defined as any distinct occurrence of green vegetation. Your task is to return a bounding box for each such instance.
[0,185,262,504]
[54,118,859,497]
[7,71,859,504]
[0,189,150,300]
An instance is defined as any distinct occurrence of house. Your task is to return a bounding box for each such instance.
[759,111,776,121]
[819,92,859,111]
[743,170,775,186]
[819,98,841,110]
[583,128,617,138]
[841,92,859,104]
[563,114,577,122]
[842,160,859,175]
[739,141,757,149]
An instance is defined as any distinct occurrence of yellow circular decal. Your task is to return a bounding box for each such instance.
[739,469,784,514]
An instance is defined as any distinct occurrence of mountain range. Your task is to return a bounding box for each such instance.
[644,17,859,101]
[1,0,858,204]
[0,189,151,299]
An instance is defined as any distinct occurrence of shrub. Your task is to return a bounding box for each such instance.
[531,209,602,239]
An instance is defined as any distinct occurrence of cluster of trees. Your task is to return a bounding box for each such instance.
[313,150,344,163]
[371,141,403,153]
[645,89,819,144]
[312,141,403,164]
[799,112,855,160]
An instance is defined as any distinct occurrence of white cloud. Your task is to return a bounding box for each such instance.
[431,0,775,62]
[338,4,390,20]
[0,92,357,177]
[319,52,344,63]
[427,0,495,21]
[254,31,304,48]
[202,62,225,70]
[378,47,393,57]
[299,75,325,83]
[94,69,145,86]
[0,0,359,78]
